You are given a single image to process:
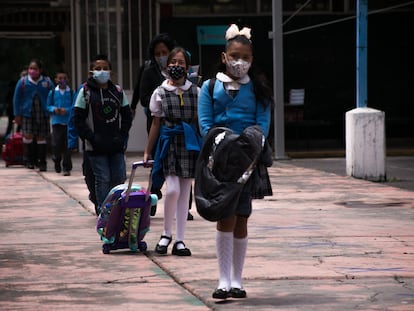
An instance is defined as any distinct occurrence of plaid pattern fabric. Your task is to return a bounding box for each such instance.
[158,85,199,178]
[22,95,50,137]
[249,163,273,199]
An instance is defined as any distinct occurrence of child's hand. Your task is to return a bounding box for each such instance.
[143,153,153,167]
[14,116,22,126]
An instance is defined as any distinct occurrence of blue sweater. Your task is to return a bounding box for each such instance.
[13,75,54,117]
[67,84,83,149]
[152,122,202,189]
[47,86,74,126]
[198,78,271,137]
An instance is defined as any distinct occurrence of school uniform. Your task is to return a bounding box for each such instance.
[47,86,74,173]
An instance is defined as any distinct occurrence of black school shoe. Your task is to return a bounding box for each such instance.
[212,288,230,299]
[171,241,191,256]
[155,235,172,254]
[230,287,247,298]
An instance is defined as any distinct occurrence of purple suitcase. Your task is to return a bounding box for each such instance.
[96,161,157,254]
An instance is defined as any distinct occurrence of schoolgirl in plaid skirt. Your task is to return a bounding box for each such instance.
[143,47,201,257]
[13,59,54,171]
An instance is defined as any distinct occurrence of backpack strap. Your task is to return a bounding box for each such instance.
[115,84,123,95]
[82,83,92,119]
[83,82,90,105]
[45,76,51,89]
[20,76,26,95]
[51,88,55,106]
[82,83,94,135]
[208,77,216,101]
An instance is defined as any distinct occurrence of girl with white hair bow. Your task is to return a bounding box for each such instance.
[197,23,273,300]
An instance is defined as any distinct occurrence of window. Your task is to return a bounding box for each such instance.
[173,0,257,15]
[75,0,142,90]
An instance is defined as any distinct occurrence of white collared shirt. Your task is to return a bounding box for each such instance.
[149,79,200,117]
[216,72,250,91]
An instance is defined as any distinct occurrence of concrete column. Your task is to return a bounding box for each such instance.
[124,91,148,152]
[346,107,386,181]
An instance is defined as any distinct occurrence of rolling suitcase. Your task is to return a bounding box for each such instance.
[1,128,24,167]
[96,160,157,254]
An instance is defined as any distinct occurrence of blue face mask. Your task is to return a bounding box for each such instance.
[92,70,110,84]
[58,80,67,87]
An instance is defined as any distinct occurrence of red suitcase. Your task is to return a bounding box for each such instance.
[2,130,24,167]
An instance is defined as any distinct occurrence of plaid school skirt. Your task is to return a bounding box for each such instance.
[22,95,50,138]
[249,163,273,200]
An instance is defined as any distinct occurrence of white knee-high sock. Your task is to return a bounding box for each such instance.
[161,176,179,244]
[216,231,233,291]
[231,236,248,289]
[175,178,192,243]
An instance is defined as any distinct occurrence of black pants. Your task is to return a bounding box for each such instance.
[82,151,97,207]
[52,124,72,171]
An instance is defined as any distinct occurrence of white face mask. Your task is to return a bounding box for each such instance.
[92,70,110,84]
[155,55,168,69]
[225,55,251,79]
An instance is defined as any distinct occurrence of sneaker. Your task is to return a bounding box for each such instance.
[187,212,194,221]
[63,171,71,176]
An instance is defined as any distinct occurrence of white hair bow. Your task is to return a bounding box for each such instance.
[225,24,252,41]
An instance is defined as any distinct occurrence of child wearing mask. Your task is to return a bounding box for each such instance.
[13,59,54,171]
[73,54,132,216]
[198,24,273,299]
[47,71,74,176]
[143,47,202,256]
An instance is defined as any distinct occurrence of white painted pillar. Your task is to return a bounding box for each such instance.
[125,91,148,152]
[271,0,286,159]
[345,107,386,181]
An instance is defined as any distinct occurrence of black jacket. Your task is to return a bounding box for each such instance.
[74,78,132,155]
[139,64,165,109]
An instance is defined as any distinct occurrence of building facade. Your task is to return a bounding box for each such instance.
[1,0,413,151]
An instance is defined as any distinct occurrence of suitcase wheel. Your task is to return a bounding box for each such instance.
[138,241,147,252]
[102,244,111,254]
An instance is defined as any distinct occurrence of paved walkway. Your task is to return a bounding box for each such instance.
[0,153,413,310]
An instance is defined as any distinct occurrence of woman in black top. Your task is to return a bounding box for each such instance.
[130,33,175,134]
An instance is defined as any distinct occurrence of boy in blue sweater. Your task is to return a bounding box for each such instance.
[47,71,74,176]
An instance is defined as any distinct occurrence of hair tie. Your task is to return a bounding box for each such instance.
[225,24,251,41]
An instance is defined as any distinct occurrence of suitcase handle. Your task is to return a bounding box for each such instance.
[132,160,154,170]
[125,160,154,203]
